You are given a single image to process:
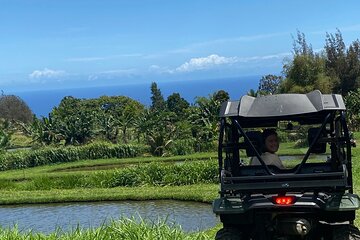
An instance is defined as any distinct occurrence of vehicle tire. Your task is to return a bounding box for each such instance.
[215,227,245,240]
[331,224,360,240]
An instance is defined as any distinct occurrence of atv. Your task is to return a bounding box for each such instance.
[213,90,360,239]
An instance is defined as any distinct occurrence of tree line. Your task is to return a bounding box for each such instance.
[0,84,229,156]
[254,30,359,96]
[0,30,359,153]
[253,30,360,129]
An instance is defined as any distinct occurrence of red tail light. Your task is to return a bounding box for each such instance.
[273,196,296,205]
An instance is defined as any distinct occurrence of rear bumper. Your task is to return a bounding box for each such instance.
[213,193,360,215]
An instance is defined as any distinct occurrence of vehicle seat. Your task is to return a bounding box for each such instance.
[244,131,263,157]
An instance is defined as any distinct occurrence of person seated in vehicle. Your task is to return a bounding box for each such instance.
[249,129,285,169]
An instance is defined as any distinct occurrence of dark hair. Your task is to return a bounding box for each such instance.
[262,129,277,142]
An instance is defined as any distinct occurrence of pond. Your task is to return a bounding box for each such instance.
[0,200,219,234]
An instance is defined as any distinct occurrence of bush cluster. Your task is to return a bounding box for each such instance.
[0,142,147,171]
[169,139,196,155]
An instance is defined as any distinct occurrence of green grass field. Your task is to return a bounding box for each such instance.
[0,136,359,239]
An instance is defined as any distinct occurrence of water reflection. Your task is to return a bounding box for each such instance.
[0,200,218,234]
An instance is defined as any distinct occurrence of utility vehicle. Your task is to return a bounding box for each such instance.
[213,90,360,239]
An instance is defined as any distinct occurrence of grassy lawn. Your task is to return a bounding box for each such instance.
[0,184,218,205]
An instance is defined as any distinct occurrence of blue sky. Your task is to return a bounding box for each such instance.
[1,0,360,92]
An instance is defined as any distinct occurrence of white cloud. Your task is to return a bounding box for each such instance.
[29,68,65,79]
[174,54,237,73]
[166,52,291,74]
[149,65,161,70]
[88,75,99,81]
[236,52,291,62]
[148,65,171,74]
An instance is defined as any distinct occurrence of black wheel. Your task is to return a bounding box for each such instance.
[215,227,245,240]
[305,221,331,240]
[331,224,360,240]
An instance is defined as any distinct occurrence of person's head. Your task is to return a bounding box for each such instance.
[262,129,279,153]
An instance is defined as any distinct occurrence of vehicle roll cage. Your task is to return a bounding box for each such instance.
[217,110,353,194]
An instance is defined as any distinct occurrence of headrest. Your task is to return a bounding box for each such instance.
[308,128,326,153]
[245,131,263,157]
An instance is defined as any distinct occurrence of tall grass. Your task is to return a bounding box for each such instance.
[3,160,218,191]
[0,142,147,171]
[0,218,210,240]
[106,161,218,187]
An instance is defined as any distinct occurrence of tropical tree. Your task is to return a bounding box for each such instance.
[345,88,360,130]
[281,31,331,94]
[96,110,118,143]
[320,30,360,95]
[29,116,62,145]
[324,30,347,94]
[190,91,228,151]
[258,74,283,95]
[166,93,190,118]
[137,109,176,156]
[343,40,360,94]
[58,112,94,145]
[118,102,144,143]
[90,96,144,143]
[0,129,11,149]
[213,90,230,103]
[0,94,33,123]
[247,89,258,97]
[150,82,166,112]
[0,119,13,149]
[51,96,94,145]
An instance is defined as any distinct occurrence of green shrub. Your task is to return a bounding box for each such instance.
[277,130,289,142]
[169,139,196,155]
[107,168,142,187]
[107,160,218,187]
[195,141,217,153]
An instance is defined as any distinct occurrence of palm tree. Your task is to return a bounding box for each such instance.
[247,89,258,97]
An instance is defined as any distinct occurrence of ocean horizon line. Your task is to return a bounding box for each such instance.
[9,76,260,117]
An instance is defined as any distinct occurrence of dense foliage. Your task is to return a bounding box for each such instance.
[345,88,360,130]
[254,30,360,130]
[0,94,33,123]
[251,30,360,98]
[1,85,226,156]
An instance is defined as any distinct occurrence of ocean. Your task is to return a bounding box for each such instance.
[11,76,260,117]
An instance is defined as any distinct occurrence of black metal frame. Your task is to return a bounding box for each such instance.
[217,110,353,195]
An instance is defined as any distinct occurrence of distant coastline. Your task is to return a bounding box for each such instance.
[9,76,260,117]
